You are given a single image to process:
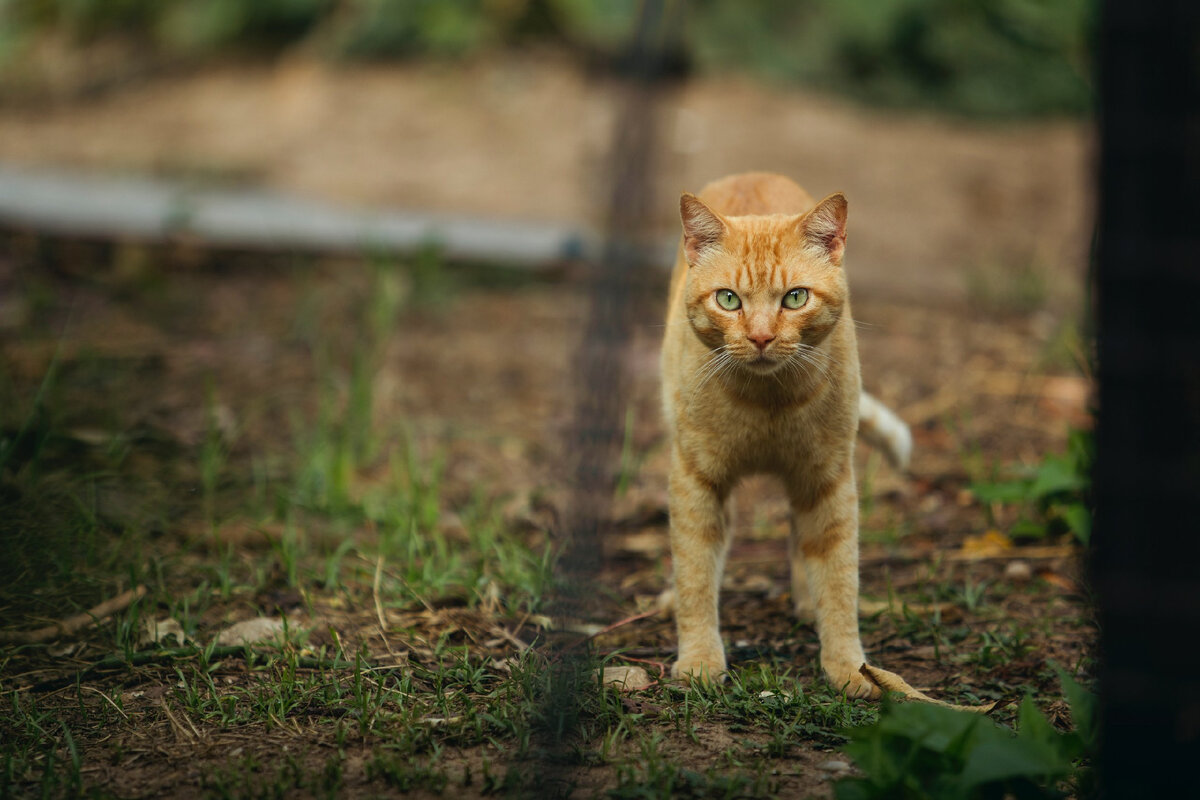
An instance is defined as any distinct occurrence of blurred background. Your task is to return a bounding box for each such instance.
[0,0,1094,294]
[0,1,1100,796]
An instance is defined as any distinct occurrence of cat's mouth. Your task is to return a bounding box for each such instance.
[742,354,782,373]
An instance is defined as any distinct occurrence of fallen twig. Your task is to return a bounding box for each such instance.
[615,655,668,680]
[0,585,148,645]
[560,607,663,655]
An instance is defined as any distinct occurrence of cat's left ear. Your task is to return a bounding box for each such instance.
[680,193,728,266]
[800,193,848,266]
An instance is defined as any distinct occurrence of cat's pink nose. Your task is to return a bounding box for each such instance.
[747,334,775,351]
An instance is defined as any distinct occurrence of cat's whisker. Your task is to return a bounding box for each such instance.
[694,345,731,379]
[787,345,836,383]
[804,356,836,383]
[690,346,727,381]
[797,342,840,373]
[788,354,811,381]
[690,346,735,398]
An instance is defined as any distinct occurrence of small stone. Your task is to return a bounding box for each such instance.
[600,666,652,691]
[817,759,851,773]
[1005,560,1033,583]
[213,617,289,646]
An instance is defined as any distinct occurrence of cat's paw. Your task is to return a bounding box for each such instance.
[824,662,881,699]
[672,652,727,684]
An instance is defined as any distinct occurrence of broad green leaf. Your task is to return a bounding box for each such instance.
[1057,669,1098,751]
[970,479,1034,504]
[1057,503,1091,544]
[1029,455,1086,498]
[871,701,984,756]
[958,732,1072,788]
[1010,517,1049,539]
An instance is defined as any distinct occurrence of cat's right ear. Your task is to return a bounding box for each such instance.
[680,193,727,266]
[799,193,848,266]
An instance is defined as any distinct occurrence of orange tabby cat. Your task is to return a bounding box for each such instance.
[661,172,910,698]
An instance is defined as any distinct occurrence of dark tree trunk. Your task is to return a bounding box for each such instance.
[1093,0,1200,795]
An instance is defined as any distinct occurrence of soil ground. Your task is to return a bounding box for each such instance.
[0,54,1095,798]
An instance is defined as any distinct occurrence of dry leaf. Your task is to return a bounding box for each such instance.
[1038,570,1079,593]
[859,599,959,619]
[47,641,81,657]
[859,663,996,713]
[421,716,464,727]
[614,530,668,556]
[139,617,186,648]
[946,543,1078,562]
[479,580,501,615]
[957,530,1014,559]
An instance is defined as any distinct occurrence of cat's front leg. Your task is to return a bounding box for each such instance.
[667,449,730,683]
[789,466,879,699]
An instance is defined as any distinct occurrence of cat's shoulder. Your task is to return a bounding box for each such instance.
[697,172,817,218]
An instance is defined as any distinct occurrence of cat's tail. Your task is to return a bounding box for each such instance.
[858,392,912,471]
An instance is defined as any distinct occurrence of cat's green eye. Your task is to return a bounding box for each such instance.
[715,289,741,311]
[783,288,809,309]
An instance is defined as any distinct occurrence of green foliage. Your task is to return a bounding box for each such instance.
[835,673,1096,799]
[4,0,1095,117]
[686,0,1096,116]
[971,428,1093,544]
[324,0,496,60]
[6,0,331,51]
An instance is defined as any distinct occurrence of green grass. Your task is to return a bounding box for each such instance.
[0,251,572,795]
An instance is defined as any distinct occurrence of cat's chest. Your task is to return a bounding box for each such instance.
[678,391,842,479]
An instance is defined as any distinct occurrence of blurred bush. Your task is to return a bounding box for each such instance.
[689,0,1095,117]
[3,0,331,52]
[1,0,1094,116]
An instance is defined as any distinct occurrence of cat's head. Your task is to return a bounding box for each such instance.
[679,191,850,374]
